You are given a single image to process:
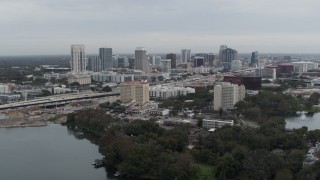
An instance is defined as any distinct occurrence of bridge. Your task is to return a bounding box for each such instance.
[0,92,120,110]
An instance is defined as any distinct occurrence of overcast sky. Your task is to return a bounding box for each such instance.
[0,0,319,55]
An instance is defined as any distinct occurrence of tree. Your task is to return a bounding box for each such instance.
[102,85,112,92]
[41,89,52,96]
[215,154,241,179]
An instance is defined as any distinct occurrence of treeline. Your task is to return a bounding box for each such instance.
[100,121,197,179]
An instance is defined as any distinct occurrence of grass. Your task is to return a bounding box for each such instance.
[193,163,216,180]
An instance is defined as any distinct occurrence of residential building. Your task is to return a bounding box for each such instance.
[202,119,234,129]
[135,47,150,73]
[92,72,134,83]
[67,74,91,85]
[214,82,245,110]
[71,45,86,73]
[181,49,191,63]
[161,59,171,73]
[231,60,242,71]
[120,81,149,105]
[149,85,195,100]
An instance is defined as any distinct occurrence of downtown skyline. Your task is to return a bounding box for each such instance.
[1,0,320,55]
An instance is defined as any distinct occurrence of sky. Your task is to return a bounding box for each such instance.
[0,0,320,55]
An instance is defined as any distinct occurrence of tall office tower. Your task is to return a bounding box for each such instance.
[231,60,243,71]
[181,49,191,63]
[135,47,150,73]
[87,56,101,72]
[250,51,259,67]
[219,45,228,62]
[161,59,172,73]
[214,82,245,110]
[155,56,162,66]
[117,57,127,68]
[221,48,238,62]
[166,53,176,69]
[120,81,150,105]
[195,53,209,66]
[128,57,135,69]
[99,48,113,70]
[208,53,215,66]
[193,56,205,67]
[71,45,86,73]
[149,56,155,65]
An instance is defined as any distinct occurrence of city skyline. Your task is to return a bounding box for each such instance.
[1,0,320,55]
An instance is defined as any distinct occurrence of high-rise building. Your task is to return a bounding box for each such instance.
[71,45,86,73]
[208,53,215,66]
[181,49,191,63]
[135,47,150,73]
[87,56,101,72]
[166,53,176,69]
[219,45,228,62]
[193,56,205,67]
[221,48,238,63]
[128,57,135,69]
[231,60,242,71]
[161,59,171,73]
[155,56,162,66]
[214,82,245,110]
[117,57,128,68]
[99,48,113,70]
[120,81,150,105]
[250,51,259,67]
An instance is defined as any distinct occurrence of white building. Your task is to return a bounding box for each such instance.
[149,85,195,100]
[68,74,91,85]
[92,72,134,83]
[231,60,242,71]
[181,49,191,63]
[161,59,171,73]
[71,45,86,74]
[0,83,14,94]
[203,119,234,129]
[135,47,150,73]
[214,82,245,110]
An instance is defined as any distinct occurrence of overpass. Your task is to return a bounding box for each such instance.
[0,92,120,110]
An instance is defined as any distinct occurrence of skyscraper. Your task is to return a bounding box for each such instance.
[128,57,135,69]
[71,45,86,73]
[221,48,238,62]
[181,49,191,63]
[135,47,150,73]
[208,53,215,66]
[251,51,259,67]
[193,56,205,67]
[166,53,176,69]
[99,48,113,70]
[87,56,101,72]
[219,45,228,62]
[161,59,171,73]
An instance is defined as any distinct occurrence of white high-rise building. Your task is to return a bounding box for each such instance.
[161,59,171,73]
[71,45,86,73]
[181,49,191,63]
[135,47,150,73]
[214,82,245,110]
[231,60,242,71]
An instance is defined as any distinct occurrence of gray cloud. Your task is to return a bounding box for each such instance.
[0,0,319,55]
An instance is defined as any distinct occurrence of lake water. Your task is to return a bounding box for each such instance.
[285,112,320,130]
[0,124,111,180]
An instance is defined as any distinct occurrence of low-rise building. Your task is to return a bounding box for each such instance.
[149,108,169,116]
[202,119,234,129]
[149,85,195,100]
[68,74,91,85]
[163,119,197,127]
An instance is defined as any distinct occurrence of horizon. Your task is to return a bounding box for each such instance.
[1,0,320,55]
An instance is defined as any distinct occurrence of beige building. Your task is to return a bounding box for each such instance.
[68,74,91,85]
[214,82,245,110]
[120,81,149,105]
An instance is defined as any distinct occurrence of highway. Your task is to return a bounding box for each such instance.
[0,92,120,110]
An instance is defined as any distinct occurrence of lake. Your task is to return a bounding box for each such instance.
[285,112,320,130]
[0,124,112,180]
